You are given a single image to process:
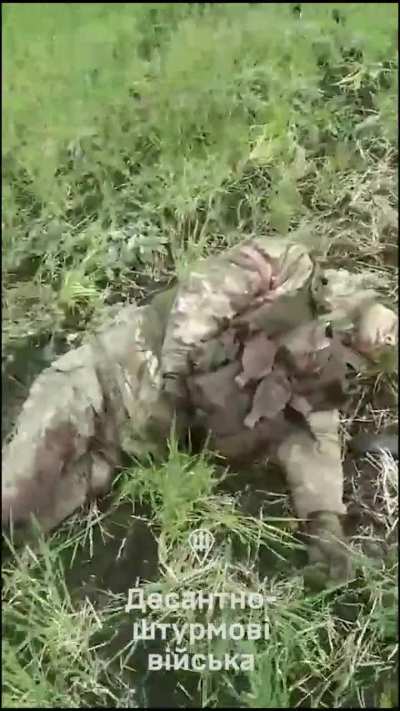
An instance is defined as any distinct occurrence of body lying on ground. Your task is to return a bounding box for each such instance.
[2,235,397,586]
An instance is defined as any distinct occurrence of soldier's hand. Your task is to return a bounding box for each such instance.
[302,511,353,591]
[353,303,398,357]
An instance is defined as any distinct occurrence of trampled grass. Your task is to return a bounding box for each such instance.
[2,3,398,708]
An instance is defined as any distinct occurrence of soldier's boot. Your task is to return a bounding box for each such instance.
[276,409,352,589]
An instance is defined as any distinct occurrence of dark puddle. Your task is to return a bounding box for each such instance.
[63,503,159,603]
[56,450,397,708]
[62,465,302,606]
[58,467,303,709]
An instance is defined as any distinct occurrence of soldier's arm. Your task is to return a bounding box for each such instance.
[352,301,397,354]
[311,266,398,355]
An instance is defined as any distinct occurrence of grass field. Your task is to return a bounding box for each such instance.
[2,3,398,708]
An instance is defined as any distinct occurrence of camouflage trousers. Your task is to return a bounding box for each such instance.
[2,301,177,533]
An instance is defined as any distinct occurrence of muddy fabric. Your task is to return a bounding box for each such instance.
[184,317,366,467]
[2,235,397,535]
[161,237,315,397]
[2,292,182,532]
[302,511,352,589]
[276,410,347,519]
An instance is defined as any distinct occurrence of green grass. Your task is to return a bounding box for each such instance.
[2,2,398,708]
[3,2,397,347]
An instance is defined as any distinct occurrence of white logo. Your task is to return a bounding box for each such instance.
[188,528,215,566]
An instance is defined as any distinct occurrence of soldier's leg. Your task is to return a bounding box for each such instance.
[2,303,169,536]
[2,341,119,535]
[276,410,352,586]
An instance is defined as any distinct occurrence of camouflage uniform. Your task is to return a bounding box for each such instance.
[2,236,397,582]
[2,287,180,534]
